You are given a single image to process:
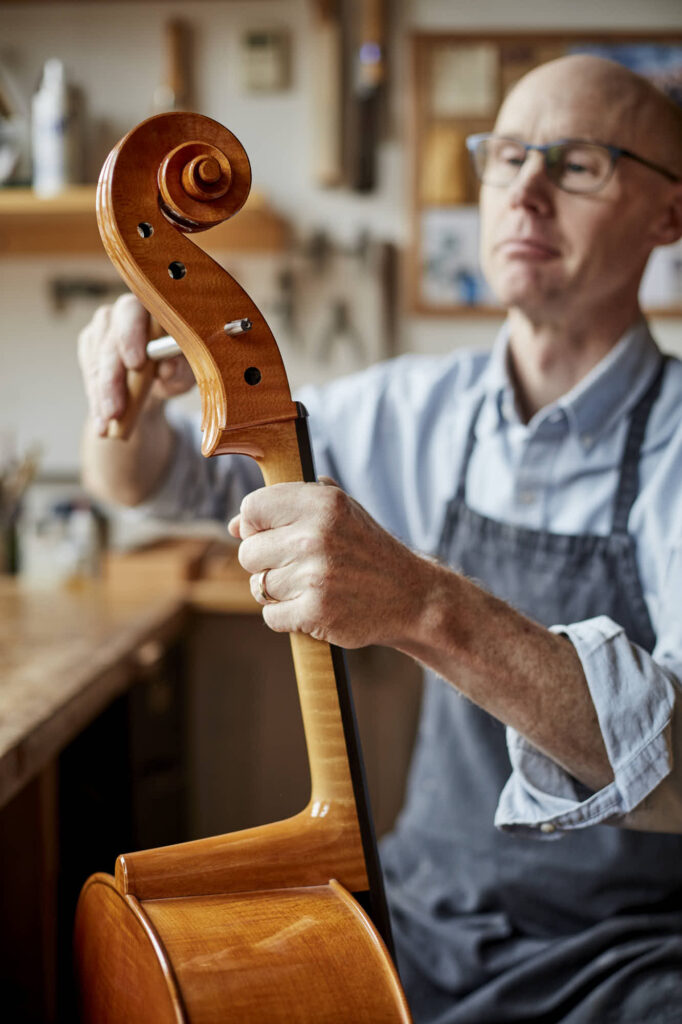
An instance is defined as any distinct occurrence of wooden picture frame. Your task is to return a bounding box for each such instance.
[409,32,682,317]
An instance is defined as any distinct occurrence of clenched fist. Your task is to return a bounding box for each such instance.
[228,478,431,650]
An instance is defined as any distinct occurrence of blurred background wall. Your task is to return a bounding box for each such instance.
[0,0,680,489]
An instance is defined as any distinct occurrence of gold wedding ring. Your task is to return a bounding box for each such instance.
[258,569,276,603]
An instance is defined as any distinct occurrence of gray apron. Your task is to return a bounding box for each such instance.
[381,359,682,1022]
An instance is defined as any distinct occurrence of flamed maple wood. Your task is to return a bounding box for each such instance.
[75,112,412,1022]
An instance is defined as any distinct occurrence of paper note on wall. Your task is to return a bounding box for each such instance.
[429,44,498,118]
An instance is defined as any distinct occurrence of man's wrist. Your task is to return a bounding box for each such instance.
[392,553,462,667]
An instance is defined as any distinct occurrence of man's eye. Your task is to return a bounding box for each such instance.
[561,149,602,178]
[496,147,525,166]
[565,161,591,175]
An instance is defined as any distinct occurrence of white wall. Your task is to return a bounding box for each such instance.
[1,0,681,474]
[414,0,682,30]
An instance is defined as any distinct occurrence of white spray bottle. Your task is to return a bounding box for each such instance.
[31,58,79,196]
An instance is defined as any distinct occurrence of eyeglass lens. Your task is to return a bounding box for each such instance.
[475,139,614,193]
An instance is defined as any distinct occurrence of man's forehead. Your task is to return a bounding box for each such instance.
[494,61,641,146]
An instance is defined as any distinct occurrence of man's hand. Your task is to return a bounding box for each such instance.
[78,293,191,506]
[77,293,194,436]
[228,479,428,649]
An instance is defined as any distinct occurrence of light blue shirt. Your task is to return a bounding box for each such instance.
[147,318,682,836]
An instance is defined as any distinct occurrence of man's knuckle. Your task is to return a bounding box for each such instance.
[240,492,257,521]
[322,484,346,516]
[308,564,329,593]
[298,531,320,559]
[238,540,255,571]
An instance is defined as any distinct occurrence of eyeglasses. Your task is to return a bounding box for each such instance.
[465,133,680,194]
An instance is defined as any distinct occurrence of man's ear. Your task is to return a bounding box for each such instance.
[650,182,682,247]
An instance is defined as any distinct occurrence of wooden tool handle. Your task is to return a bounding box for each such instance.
[106,360,157,440]
[106,317,172,441]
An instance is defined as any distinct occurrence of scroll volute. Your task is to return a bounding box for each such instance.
[96,112,298,457]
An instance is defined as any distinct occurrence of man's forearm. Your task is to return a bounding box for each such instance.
[232,481,613,792]
[399,558,613,792]
[81,398,176,507]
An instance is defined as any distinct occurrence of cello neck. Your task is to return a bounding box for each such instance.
[296,407,394,952]
[222,407,394,953]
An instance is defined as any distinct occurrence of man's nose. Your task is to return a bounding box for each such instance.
[507,151,554,213]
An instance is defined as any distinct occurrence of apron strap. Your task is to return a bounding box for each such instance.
[455,395,486,502]
[611,358,667,536]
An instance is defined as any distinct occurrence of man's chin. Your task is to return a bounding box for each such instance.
[489,273,565,317]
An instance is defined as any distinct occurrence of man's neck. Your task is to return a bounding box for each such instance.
[507,303,642,421]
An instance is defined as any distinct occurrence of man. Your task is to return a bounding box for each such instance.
[79,56,682,1021]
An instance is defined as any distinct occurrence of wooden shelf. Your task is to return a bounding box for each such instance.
[0,185,291,257]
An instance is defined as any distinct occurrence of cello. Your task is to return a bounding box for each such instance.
[74,112,412,1024]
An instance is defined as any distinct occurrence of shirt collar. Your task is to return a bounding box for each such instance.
[478,319,663,450]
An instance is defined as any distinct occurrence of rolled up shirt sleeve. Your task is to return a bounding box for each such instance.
[495,614,682,837]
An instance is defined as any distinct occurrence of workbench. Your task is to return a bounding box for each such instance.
[0,539,253,812]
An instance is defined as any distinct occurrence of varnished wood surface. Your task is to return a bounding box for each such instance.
[75,874,185,1024]
[0,541,253,810]
[96,113,299,456]
[76,874,411,1024]
[117,804,366,900]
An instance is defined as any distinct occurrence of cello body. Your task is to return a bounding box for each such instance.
[74,112,411,1023]
[76,876,407,1023]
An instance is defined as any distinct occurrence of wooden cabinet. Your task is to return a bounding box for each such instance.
[0,637,189,1023]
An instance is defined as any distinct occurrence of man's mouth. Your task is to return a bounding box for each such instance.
[497,238,561,259]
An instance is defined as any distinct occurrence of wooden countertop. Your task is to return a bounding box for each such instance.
[0,539,255,810]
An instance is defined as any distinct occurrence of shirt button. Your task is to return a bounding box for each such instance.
[581,433,593,447]
[540,822,556,834]
[517,490,536,504]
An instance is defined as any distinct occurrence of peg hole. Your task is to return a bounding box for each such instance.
[137,222,154,238]
[168,261,187,280]
[244,367,262,386]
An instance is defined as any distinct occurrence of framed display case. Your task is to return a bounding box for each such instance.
[409,32,682,316]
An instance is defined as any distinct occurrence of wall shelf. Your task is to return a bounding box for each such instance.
[0,185,291,257]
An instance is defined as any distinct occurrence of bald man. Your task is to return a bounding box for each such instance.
[79,57,682,1021]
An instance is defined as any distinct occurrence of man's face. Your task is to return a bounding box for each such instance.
[479,66,671,322]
